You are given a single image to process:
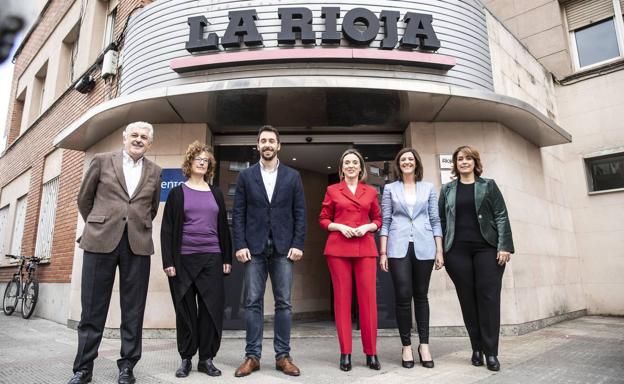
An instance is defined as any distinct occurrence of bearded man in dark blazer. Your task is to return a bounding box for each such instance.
[232,125,306,378]
[68,121,162,384]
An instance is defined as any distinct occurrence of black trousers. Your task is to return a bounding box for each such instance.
[176,253,222,360]
[388,243,435,345]
[73,230,151,373]
[444,241,505,356]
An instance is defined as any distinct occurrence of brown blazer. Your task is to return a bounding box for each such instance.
[78,151,162,255]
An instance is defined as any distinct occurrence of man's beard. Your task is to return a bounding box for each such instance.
[261,149,276,161]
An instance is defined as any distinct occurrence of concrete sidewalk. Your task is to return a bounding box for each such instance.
[0,315,622,384]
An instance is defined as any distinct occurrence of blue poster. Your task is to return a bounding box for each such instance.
[160,168,186,202]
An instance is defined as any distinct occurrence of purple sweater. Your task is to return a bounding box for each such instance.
[180,184,221,255]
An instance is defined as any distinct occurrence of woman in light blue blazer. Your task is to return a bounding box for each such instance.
[380,148,444,369]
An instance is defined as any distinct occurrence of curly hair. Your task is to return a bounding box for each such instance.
[338,148,367,182]
[181,141,216,182]
[451,145,483,177]
[392,147,424,182]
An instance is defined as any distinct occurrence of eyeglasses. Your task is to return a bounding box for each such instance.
[193,157,210,164]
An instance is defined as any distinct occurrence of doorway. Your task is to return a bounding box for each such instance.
[213,135,402,330]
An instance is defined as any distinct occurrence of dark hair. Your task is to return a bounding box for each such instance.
[451,145,483,177]
[392,148,424,182]
[338,148,367,181]
[181,141,216,182]
[257,125,280,143]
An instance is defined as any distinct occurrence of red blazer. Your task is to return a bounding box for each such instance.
[319,181,382,257]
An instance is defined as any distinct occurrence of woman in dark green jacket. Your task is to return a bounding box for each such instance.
[438,145,514,372]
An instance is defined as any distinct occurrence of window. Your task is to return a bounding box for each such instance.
[25,61,48,128]
[9,195,27,256]
[15,88,26,136]
[32,62,48,117]
[0,170,31,260]
[228,183,237,196]
[565,0,624,69]
[34,177,60,259]
[369,166,381,176]
[585,152,624,192]
[0,206,9,256]
[229,161,249,172]
[103,6,117,49]
[60,22,80,90]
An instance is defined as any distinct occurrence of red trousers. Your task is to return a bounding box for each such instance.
[326,256,378,355]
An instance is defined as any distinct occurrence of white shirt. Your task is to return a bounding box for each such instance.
[260,159,279,203]
[405,189,417,216]
[404,186,417,240]
[122,150,143,197]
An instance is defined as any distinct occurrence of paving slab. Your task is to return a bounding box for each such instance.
[0,315,622,384]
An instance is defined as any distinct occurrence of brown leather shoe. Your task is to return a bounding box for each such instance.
[276,356,300,376]
[234,357,260,377]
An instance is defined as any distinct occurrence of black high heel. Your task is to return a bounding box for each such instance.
[418,345,434,368]
[401,347,414,368]
[366,355,381,370]
[471,350,484,366]
[339,354,352,371]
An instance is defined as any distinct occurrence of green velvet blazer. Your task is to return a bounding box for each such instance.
[438,177,514,253]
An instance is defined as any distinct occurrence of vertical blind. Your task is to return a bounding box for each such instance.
[565,0,615,30]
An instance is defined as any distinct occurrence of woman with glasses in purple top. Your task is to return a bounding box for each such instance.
[161,141,232,378]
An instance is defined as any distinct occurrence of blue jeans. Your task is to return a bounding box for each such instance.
[244,242,293,360]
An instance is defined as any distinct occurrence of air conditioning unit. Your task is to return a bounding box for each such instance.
[101,49,119,80]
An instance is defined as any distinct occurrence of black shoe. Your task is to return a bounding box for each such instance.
[175,358,192,378]
[401,347,414,368]
[67,370,92,384]
[486,355,500,371]
[418,345,434,368]
[118,367,135,384]
[198,358,222,376]
[339,354,352,371]
[366,355,381,370]
[471,350,484,366]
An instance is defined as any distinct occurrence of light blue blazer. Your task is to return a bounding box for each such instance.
[380,181,443,260]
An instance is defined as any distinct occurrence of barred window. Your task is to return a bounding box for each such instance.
[35,177,60,259]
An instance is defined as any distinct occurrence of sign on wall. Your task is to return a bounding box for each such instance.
[160,168,186,202]
[171,6,456,73]
[439,154,454,185]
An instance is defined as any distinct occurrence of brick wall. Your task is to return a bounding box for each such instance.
[0,0,153,282]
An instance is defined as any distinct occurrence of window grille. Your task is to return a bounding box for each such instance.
[35,177,60,259]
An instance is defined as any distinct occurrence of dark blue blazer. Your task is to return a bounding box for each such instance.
[232,162,306,255]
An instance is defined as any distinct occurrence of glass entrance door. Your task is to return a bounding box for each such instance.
[213,137,402,330]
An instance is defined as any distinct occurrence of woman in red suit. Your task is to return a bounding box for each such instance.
[319,148,383,372]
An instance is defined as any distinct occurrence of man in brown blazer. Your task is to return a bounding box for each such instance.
[68,122,162,384]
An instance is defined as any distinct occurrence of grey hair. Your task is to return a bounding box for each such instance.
[123,121,154,142]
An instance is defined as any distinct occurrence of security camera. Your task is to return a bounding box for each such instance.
[305,136,312,143]
[75,75,96,94]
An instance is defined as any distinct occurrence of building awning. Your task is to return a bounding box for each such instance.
[53,76,571,150]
